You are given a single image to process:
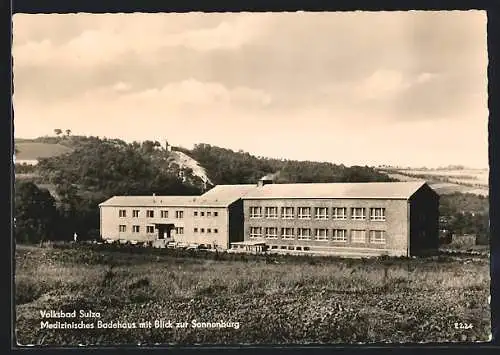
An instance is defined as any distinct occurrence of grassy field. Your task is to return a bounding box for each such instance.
[15,243,491,346]
[15,142,73,161]
[379,168,489,196]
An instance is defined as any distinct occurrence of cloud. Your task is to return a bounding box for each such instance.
[12,11,488,168]
[112,82,132,92]
[120,79,272,108]
[163,14,272,52]
[416,72,438,84]
[356,69,411,100]
[13,13,273,69]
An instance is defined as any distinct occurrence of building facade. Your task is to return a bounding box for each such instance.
[99,180,439,257]
[241,181,439,257]
[99,185,255,249]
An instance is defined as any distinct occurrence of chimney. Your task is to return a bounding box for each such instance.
[258,175,274,187]
[153,193,156,203]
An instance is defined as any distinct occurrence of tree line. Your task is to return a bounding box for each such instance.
[182,143,396,185]
[439,192,489,244]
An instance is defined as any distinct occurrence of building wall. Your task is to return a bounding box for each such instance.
[228,200,245,247]
[242,198,409,257]
[100,205,230,249]
[409,185,440,255]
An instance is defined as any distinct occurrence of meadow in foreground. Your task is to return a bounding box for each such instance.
[15,243,490,345]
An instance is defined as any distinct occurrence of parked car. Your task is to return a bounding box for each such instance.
[186,244,200,251]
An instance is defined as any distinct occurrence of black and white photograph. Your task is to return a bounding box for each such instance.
[12,10,490,345]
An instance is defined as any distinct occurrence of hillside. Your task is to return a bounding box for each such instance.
[15,136,489,199]
[177,143,395,185]
[14,136,395,192]
[167,150,212,186]
[14,136,212,189]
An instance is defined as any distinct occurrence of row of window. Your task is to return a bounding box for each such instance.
[117,207,386,221]
[117,225,220,234]
[118,225,186,234]
[193,211,219,217]
[193,227,219,234]
[119,209,185,218]
[248,227,386,244]
[248,207,385,221]
[118,209,221,219]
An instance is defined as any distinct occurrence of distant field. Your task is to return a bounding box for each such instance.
[381,168,489,196]
[15,244,490,345]
[15,142,73,161]
[400,169,488,186]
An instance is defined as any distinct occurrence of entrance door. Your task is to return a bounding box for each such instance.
[157,224,174,240]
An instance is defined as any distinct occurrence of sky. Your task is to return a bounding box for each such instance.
[12,11,488,169]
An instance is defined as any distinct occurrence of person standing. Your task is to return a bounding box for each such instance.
[73,232,78,243]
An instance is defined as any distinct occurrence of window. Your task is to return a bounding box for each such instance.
[207,212,212,217]
[369,230,386,244]
[298,207,311,219]
[175,227,184,235]
[265,227,278,239]
[281,207,294,219]
[332,229,347,242]
[201,228,205,233]
[298,228,311,240]
[314,207,328,220]
[271,246,278,250]
[214,212,218,217]
[351,208,366,220]
[281,228,294,240]
[132,210,140,218]
[175,211,184,219]
[315,229,328,241]
[214,228,218,233]
[146,226,155,234]
[370,208,386,221]
[264,207,277,219]
[201,212,205,217]
[194,228,198,233]
[160,210,168,218]
[351,230,366,243]
[132,225,140,233]
[146,210,154,218]
[119,225,126,232]
[250,227,262,238]
[119,209,126,218]
[194,211,198,217]
[265,207,278,219]
[332,207,347,220]
[207,228,212,233]
[250,207,262,218]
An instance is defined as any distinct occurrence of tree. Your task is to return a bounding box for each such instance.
[54,129,63,137]
[14,181,58,244]
[141,140,158,153]
[65,129,72,136]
